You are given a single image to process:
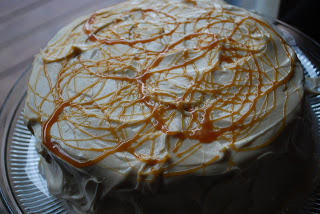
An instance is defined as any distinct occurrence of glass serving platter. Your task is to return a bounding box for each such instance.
[0,21,320,214]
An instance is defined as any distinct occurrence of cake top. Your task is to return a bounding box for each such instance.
[24,0,303,182]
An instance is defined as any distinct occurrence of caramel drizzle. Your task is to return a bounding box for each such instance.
[29,2,296,175]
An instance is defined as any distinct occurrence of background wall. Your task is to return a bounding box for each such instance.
[226,0,320,43]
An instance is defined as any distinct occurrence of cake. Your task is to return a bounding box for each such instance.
[23,0,317,213]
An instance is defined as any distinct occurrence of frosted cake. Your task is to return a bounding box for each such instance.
[23,0,317,213]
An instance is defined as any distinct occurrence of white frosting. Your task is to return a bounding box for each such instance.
[23,0,306,213]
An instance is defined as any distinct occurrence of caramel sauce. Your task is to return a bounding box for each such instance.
[83,9,179,46]
[34,1,296,175]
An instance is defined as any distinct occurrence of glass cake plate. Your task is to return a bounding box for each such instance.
[0,21,320,214]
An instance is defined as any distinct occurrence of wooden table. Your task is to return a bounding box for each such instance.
[0,0,125,109]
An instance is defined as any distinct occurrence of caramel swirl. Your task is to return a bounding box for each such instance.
[24,0,303,179]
